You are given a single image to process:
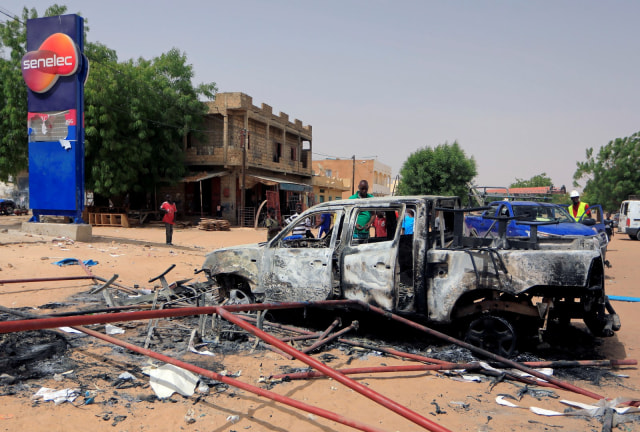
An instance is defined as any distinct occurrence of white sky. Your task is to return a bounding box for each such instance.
[4,1,640,190]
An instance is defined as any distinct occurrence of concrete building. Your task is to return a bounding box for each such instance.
[311,171,349,204]
[180,92,313,225]
[312,158,392,198]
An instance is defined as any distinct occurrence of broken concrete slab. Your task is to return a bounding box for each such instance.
[22,221,92,242]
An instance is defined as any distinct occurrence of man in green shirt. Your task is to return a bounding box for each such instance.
[349,180,374,239]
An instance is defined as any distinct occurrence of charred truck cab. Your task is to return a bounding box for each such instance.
[201,196,620,356]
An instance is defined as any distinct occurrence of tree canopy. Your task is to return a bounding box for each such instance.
[574,132,640,211]
[509,173,553,188]
[0,5,217,198]
[397,141,477,198]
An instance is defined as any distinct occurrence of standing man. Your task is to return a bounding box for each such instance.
[265,207,281,241]
[568,190,590,222]
[401,209,415,234]
[160,194,177,245]
[349,180,374,239]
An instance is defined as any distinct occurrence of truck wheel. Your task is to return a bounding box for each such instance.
[465,315,517,357]
[227,288,253,305]
[636,231,640,241]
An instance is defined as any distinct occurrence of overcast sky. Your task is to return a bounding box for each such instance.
[4,1,640,191]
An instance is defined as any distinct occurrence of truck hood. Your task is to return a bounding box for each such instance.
[202,243,266,290]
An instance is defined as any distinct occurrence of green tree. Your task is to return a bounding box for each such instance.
[510,173,553,188]
[0,7,32,181]
[574,132,640,211]
[0,5,217,198]
[397,141,477,198]
[84,45,216,197]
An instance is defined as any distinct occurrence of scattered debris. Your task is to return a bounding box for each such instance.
[197,218,231,231]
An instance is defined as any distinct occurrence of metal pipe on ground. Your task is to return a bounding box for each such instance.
[0,305,388,432]
[217,307,452,432]
[0,276,95,284]
[0,299,635,407]
[0,274,137,294]
[74,326,391,432]
[353,301,634,404]
[236,315,452,365]
[301,320,358,354]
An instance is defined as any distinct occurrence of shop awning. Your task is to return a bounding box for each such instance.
[247,174,312,192]
[182,171,229,182]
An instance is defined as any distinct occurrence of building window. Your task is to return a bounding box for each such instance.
[319,195,325,202]
[325,169,332,177]
[290,146,296,161]
[273,142,281,163]
[319,188,325,193]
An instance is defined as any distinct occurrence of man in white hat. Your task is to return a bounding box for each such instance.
[568,190,590,221]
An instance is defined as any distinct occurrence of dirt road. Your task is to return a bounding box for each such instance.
[1,215,639,431]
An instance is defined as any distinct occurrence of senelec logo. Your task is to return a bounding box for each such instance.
[21,33,79,93]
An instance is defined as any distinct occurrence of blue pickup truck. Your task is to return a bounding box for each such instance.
[465,201,608,256]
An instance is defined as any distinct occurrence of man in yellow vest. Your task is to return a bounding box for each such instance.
[568,190,590,221]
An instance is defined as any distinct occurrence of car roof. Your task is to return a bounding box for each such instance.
[489,200,560,207]
[307,195,460,210]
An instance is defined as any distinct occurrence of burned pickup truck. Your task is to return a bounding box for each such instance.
[201,196,620,356]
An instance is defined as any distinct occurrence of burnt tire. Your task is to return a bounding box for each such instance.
[465,315,517,358]
[582,290,614,337]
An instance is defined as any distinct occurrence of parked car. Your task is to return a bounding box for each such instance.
[465,201,608,257]
[200,195,619,356]
[0,199,16,215]
[618,200,640,240]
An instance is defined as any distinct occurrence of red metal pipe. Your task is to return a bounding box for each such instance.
[0,301,359,334]
[237,315,452,365]
[271,358,636,381]
[217,307,452,432]
[302,320,358,354]
[0,276,95,284]
[71,325,387,432]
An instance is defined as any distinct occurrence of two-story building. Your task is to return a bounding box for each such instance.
[312,158,392,198]
[179,92,313,225]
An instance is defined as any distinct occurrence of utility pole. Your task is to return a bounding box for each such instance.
[240,129,247,227]
[351,155,356,195]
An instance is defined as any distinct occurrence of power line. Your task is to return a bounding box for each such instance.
[0,6,24,24]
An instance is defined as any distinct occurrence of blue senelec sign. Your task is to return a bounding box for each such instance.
[24,14,88,223]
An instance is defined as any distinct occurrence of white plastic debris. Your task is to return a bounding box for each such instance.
[58,327,83,334]
[105,324,125,335]
[33,387,80,405]
[143,364,199,399]
[187,329,215,356]
[118,372,136,381]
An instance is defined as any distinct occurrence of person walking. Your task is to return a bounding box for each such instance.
[160,194,177,245]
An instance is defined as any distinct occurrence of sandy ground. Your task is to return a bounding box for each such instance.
[1,214,640,432]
